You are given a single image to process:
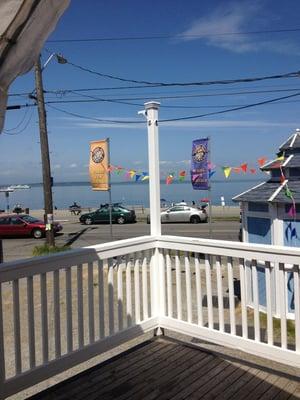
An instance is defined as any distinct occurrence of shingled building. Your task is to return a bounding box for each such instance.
[232,129,300,317]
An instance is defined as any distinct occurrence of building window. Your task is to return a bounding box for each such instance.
[248,202,269,212]
[289,168,300,177]
[285,204,300,213]
[271,169,281,178]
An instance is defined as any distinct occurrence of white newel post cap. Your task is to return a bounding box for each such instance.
[144,101,160,110]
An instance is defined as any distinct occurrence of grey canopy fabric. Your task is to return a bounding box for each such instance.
[0,0,70,133]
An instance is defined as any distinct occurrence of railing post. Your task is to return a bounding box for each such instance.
[144,101,161,237]
[152,246,166,335]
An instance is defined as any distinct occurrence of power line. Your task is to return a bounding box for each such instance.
[62,57,300,87]
[47,27,300,43]
[47,91,300,125]
[161,92,300,122]
[43,87,300,104]
[46,104,144,124]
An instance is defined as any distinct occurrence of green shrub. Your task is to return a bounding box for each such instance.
[32,244,71,256]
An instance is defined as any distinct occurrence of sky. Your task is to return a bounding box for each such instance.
[1,0,300,184]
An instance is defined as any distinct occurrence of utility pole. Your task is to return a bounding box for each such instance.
[34,56,55,246]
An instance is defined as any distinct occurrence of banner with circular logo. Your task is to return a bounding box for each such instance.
[191,138,209,190]
[89,139,109,191]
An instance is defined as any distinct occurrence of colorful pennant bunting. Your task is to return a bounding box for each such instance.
[222,166,232,179]
[240,163,248,173]
[257,157,267,167]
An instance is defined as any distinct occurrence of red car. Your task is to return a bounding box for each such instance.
[0,214,63,239]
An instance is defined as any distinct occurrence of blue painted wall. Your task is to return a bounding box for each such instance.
[247,217,271,307]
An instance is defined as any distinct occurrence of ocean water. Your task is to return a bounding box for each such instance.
[0,179,262,211]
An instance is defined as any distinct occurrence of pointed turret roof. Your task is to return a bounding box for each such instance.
[233,129,300,204]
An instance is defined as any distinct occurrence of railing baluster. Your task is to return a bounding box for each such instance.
[227,256,236,335]
[126,255,132,327]
[77,265,84,348]
[279,263,287,349]
[294,265,300,352]
[27,276,36,368]
[65,267,73,353]
[134,254,141,324]
[239,258,248,339]
[185,252,192,323]
[216,256,224,332]
[252,260,260,342]
[40,273,48,363]
[13,280,21,374]
[0,283,5,383]
[195,254,203,326]
[117,256,123,331]
[142,251,148,320]
[265,261,273,346]
[159,249,166,317]
[205,254,213,329]
[175,251,182,320]
[88,262,95,343]
[98,260,105,339]
[108,259,114,335]
[53,270,61,357]
[166,250,173,318]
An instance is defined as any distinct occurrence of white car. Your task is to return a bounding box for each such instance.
[147,205,208,224]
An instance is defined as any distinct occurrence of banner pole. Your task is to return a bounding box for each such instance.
[107,138,113,240]
[208,136,212,238]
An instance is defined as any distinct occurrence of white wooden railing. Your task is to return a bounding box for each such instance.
[0,235,300,398]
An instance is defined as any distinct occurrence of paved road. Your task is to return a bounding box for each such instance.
[1,219,240,262]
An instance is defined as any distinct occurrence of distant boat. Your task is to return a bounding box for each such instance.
[7,184,30,190]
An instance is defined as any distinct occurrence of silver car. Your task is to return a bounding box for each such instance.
[147,205,208,224]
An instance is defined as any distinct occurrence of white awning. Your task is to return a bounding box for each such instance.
[0,0,70,133]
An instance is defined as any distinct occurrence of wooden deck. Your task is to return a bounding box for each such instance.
[27,337,300,400]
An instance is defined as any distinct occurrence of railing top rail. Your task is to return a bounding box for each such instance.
[0,236,155,282]
[157,235,300,267]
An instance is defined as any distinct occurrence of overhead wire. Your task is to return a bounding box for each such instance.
[3,107,34,135]
[46,27,300,43]
[61,58,300,87]
[46,91,300,124]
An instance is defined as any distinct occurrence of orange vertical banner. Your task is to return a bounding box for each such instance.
[89,139,109,191]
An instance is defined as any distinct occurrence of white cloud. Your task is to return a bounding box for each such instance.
[179,1,300,55]
[69,163,78,168]
[52,164,61,170]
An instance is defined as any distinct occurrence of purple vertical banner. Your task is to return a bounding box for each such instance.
[191,138,209,190]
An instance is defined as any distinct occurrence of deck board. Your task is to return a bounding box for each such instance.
[28,337,300,400]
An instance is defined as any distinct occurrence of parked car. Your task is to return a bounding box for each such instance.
[0,214,63,239]
[79,205,136,225]
[147,205,208,224]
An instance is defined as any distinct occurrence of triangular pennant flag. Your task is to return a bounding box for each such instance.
[257,157,267,167]
[240,163,248,173]
[141,175,149,181]
[166,176,173,185]
[222,166,232,179]
[179,170,186,181]
[209,170,216,179]
[285,187,293,199]
[288,204,296,218]
[291,227,298,239]
[280,173,286,184]
[129,169,136,178]
[207,162,216,170]
[285,222,292,241]
[277,154,285,161]
[250,168,256,174]
[135,174,141,182]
